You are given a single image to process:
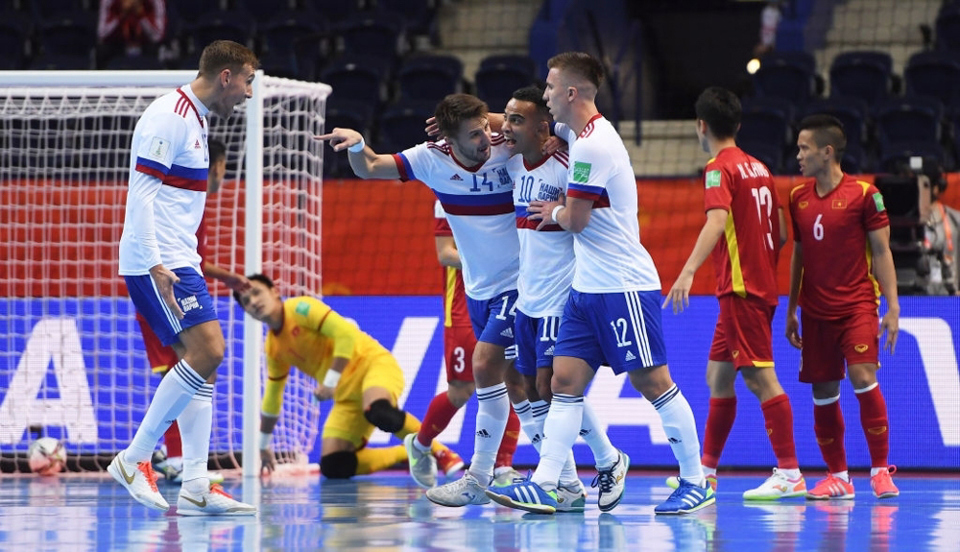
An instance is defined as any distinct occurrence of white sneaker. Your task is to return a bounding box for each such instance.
[556,480,587,513]
[108,452,170,512]
[491,467,525,487]
[743,468,807,500]
[177,484,257,516]
[592,450,629,512]
[404,434,437,489]
[425,471,491,507]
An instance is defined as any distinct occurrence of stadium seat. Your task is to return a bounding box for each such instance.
[829,51,896,108]
[801,96,871,171]
[333,12,405,63]
[29,0,93,20]
[936,3,960,52]
[304,0,362,23]
[376,100,436,153]
[182,11,256,54]
[475,55,540,111]
[166,0,223,23]
[320,55,391,108]
[738,97,795,173]
[753,51,821,106]
[258,13,326,80]
[396,54,464,103]
[36,18,96,57]
[874,96,944,151]
[904,51,960,107]
[878,142,945,175]
[372,0,438,45]
[0,12,33,70]
[102,55,165,71]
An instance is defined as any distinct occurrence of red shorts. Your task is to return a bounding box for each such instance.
[444,325,476,382]
[136,312,179,373]
[799,311,879,383]
[708,295,775,369]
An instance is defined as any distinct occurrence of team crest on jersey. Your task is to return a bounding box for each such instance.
[705,170,722,188]
[732,350,740,358]
[496,167,512,187]
[832,198,847,209]
[798,200,809,209]
[148,137,170,161]
[573,161,592,183]
[872,192,886,212]
[854,343,869,353]
[295,302,310,316]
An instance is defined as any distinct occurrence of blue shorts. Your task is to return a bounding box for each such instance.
[124,267,218,347]
[555,289,667,374]
[467,289,519,349]
[514,310,560,377]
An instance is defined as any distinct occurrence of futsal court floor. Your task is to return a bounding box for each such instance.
[0,470,957,551]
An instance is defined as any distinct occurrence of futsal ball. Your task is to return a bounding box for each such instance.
[28,437,66,476]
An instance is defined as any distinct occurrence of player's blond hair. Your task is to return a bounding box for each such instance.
[434,94,489,138]
[199,40,259,78]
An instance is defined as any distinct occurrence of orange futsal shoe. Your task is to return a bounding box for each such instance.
[870,466,899,499]
[806,474,855,500]
[435,448,464,478]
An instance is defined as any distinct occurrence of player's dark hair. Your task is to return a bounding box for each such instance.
[547,52,604,89]
[511,84,550,118]
[208,137,226,164]
[799,114,846,163]
[434,94,489,138]
[199,40,259,78]
[695,87,741,140]
[232,273,275,305]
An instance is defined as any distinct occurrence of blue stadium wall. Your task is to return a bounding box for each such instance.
[1,296,958,471]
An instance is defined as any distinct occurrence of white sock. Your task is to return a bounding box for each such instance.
[779,468,802,480]
[512,400,543,448]
[469,383,509,483]
[532,394,583,491]
[127,360,204,463]
[178,382,213,486]
[870,467,888,477]
[520,399,579,486]
[653,385,705,486]
[833,470,850,482]
[703,466,717,478]
[581,402,619,469]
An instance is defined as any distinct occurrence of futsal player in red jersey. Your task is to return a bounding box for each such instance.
[404,201,522,488]
[787,114,900,499]
[664,87,806,500]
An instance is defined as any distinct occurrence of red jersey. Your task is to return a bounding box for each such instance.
[434,210,471,328]
[703,147,782,305]
[789,174,889,319]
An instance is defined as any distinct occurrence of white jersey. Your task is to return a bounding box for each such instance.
[510,151,574,317]
[119,84,210,276]
[394,136,519,300]
[557,116,661,292]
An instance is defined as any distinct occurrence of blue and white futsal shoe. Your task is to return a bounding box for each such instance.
[654,478,716,515]
[485,479,559,514]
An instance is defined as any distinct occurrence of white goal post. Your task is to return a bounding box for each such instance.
[0,71,330,478]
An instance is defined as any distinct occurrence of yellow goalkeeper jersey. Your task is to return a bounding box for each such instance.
[261,296,387,416]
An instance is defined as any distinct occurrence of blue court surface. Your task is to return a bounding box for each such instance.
[0,470,957,551]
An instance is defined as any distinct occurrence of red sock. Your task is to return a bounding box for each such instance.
[417,393,460,448]
[164,420,182,459]
[701,397,737,469]
[496,407,520,469]
[856,385,890,468]
[814,400,847,473]
[761,394,800,470]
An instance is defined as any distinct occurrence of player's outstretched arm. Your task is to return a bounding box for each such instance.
[259,413,280,474]
[316,127,401,180]
[868,226,900,353]
[202,261,251,293]
[785,242,803,349]
[435,235,462,269]
[663,208,728,314]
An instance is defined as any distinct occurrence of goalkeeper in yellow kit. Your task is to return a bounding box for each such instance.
[235,274,462,480]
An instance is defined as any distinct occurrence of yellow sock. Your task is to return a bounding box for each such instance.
[355,445,407,475]
[392,412,421,441]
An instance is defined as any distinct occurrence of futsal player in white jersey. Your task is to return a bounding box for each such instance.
[500,84,631,512]
[111,40,258,516]
[318,94,529,507]
[487,52,715,515]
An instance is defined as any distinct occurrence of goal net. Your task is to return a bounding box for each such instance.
[0,71,330,475]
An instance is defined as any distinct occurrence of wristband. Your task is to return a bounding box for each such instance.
[258,431,272,450]
[347,138,366,153]
[323,370,342,388]
[551,205,565,223]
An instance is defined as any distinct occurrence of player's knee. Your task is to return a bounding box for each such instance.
[320,451,358,479]
[364,399,406,433]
